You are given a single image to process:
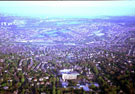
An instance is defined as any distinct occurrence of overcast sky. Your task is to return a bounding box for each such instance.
[0,1,135,18]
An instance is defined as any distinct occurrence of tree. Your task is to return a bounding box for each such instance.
[53,78,56,94]
[57,89,61,94]
[98,76,104,84]
[21,76,25,83]
[91,84,96,89]
[83,90,86,94]
[93,66,99,75]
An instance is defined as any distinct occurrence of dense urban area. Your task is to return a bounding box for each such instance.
[0,15,135,94]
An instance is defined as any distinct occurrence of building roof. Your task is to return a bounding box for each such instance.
[79,85,90,91]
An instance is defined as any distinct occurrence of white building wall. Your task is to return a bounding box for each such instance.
[62,74,77,81]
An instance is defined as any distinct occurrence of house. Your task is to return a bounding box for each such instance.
[0,59,4,62]
[62,82,68,88]
[79,85,90,91]
[40,81,44,85]
[28,77,32,82]
[17,68,22,71]
[33,78,37,82]
[3,86,9,90]
[60,69,73,73]
[62,72,79,81]
[44,76,49,80]
[39,78,44,81]
[60,69,79,81]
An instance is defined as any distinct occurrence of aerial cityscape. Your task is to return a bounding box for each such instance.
[0,1,135,94]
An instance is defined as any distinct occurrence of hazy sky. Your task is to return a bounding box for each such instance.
[0,1,135,18]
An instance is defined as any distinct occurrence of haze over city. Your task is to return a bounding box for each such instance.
[0,1,135,94]
[0,1,135,18]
